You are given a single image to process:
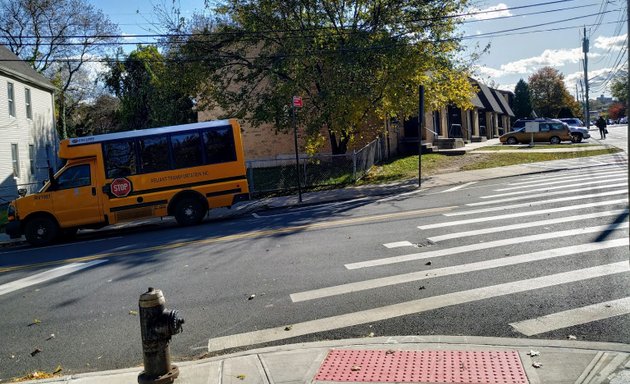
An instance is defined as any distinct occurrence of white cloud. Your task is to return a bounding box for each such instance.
[500,48,588,74]
[122,32,140,42]
[469,3,512,20]
[473,65,506,78]
[473,47,594,80]
[594,34,627,51]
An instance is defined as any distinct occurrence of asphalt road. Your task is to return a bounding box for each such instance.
[0,147,629,380]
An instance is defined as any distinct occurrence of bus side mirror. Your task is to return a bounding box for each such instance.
[48,167,58,189]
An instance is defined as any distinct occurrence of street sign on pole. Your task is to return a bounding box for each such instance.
[293,96,303,108]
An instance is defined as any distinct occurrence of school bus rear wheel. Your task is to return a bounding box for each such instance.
[174,197,207,226]
[24,216,59,246]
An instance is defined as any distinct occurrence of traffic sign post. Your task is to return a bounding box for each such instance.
[292,96,303,203]
[110,177,132,197]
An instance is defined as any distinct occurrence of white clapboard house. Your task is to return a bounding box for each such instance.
[0,46,58,203]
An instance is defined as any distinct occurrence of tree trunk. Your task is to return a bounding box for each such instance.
[329,130,350,155]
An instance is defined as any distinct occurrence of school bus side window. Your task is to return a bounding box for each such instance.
[55,164,91,190]
[172,132,202,169]
[204,126,236,164]
[139,136,170,173]
[104,141,137,179]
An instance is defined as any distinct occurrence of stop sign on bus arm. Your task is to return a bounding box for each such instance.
[111,178,132,197]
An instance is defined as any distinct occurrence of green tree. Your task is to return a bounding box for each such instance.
[610,77,627,105]
[0,0,119,138]
[104,46,196,131]
[175,0,474,154]
[512,79,532,119]
[528,67,580,118]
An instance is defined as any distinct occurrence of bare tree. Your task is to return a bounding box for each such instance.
[0,0,119,138]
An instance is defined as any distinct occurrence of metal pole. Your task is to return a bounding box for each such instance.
[418,85,425,188]
[626,0,629,256]
[292,106,302,203]
[583,27,591,129]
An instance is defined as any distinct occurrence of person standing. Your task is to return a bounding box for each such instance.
[596,116,607,139]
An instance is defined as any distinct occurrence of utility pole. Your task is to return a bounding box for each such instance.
[582,27,591,128]
[418,85,424,188]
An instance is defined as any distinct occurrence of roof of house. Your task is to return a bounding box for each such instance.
[0,45,56,91]
[475,82,503,113]
[471,93,485,109]
[492,89,515,117]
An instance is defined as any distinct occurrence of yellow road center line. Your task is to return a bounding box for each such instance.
[0,205,455,273]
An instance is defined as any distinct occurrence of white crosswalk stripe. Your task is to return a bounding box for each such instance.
[209,165,630,351]
[510,297,630,336]
[345,222,629,270]
[447,189,627,216]
[469,183,627,206]
[426,209,628,242]
[0,260,107,296]
[419,198,627,230]
[209,262,629,352]
[291,239,628,302]
[501,170,626,189]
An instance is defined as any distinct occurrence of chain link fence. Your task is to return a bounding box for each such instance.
[246,137,387,196]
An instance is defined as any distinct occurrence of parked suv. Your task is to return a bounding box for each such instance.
[558,118,590,143]
[501,118,573,144]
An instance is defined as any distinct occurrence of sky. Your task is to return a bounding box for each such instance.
[87,0,628,99]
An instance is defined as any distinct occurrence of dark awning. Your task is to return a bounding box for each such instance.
[492,89,515,117]
[476,82,503,113]
[471,93,485,109]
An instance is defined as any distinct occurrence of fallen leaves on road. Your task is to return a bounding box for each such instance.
[129,310,138,316]
[419,286,426,290]
[386,350,396,355]
[236,374,246,380]
[532,362,543,368]
[30,348,42,357]
[284,325,293,331]
[46,334,55,341]
[12,371,56,382]
[53,365,62,374]
[425,261,432,266]
[248,294,256,300]
[351,365,361,371]
[527,350,540,357]
[567,335,577,340]
[27,319,41,327]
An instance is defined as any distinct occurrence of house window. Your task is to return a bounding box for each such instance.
[7,82,15,117]
[11,143,20,178]
[29,144,35,175]
[25,88,32,119]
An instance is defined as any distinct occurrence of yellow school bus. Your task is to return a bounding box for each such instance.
[5,119,249,245]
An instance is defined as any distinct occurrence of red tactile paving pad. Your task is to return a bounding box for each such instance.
[314,350,528,383]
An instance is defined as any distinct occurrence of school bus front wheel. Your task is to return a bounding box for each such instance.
[24,215,60,246]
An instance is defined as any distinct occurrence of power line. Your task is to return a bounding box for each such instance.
[0,0,582,42]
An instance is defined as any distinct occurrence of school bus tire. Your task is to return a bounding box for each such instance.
[174,196,207,226]
[24,215,59,246]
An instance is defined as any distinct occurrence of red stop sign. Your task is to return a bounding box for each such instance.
[110,178,132,197]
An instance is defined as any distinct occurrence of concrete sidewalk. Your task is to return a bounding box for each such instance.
[19,336,630,383]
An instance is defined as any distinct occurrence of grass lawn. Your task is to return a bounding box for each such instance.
[361,147,622,184]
